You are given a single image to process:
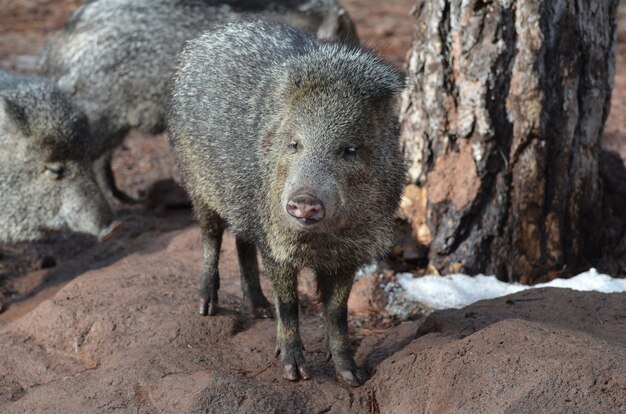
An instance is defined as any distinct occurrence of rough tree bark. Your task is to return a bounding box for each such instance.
[399,0,618,283]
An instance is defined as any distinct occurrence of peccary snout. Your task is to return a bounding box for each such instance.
[280,149,343,229]
[286,192,325,224]
[60,166,120,241]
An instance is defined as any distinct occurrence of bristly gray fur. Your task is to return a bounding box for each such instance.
[39,0,358,201]
[171,22,404,269]
[0,70,114,243]
[168,21,405,384]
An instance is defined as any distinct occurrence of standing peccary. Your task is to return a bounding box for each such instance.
[39,0,358,203]
[169,21,405,386]
[0,71,119,243]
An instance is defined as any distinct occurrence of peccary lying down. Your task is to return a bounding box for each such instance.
[0,71,118,243]
[169,21,405,386]
[40,0,358,203]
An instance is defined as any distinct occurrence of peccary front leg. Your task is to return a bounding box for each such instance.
[198,213,225,316]
[235,237,273,318]
[93,150,140,204]
[318,270,365,387]
[264,258,310,381]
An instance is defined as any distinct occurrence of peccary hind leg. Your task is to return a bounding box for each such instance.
[235,237,273,318]
[198,212,225,316]
[265,258,310,381]
[319,270,366,387]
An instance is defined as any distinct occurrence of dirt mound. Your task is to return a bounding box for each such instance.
[1,227,625,413]
[0,228,366,413]
[366,289,626,413]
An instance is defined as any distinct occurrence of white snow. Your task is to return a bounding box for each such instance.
[396,268,626,310]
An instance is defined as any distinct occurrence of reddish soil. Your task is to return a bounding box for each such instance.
[2,228,625,412]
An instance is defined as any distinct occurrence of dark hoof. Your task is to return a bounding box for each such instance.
[284,363,311,381]
[275,344,310,381]
[199,299,218,316]
[337,369,368,387]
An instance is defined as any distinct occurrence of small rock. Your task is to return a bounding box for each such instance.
[348,273,387,314]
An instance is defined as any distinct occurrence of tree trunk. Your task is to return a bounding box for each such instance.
[399,0,618,283]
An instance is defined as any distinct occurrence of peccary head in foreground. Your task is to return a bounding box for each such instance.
[263,53,406,264]
[170,21,405,386]
[0,72,117,243]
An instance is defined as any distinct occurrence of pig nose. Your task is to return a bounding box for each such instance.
[286,194,325,223]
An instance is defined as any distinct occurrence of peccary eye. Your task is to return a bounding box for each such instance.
[45,163,65,180]
[288,139,299,151]
[343,146,358,157]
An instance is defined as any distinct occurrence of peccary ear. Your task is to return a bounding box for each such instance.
[0,95,29,135]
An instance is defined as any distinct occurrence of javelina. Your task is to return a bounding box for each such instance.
[168,21,405,386]
[0,71,118,243]
[40,0,358,203]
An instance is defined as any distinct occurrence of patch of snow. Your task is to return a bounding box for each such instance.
[397,268,626,310]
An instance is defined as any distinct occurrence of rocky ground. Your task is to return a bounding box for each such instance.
[1,0,626,412]
[2,227,625,412]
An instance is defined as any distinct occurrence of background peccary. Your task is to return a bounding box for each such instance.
[39,0,358,203]
[0,70,118,243]
[169,21,405,386]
